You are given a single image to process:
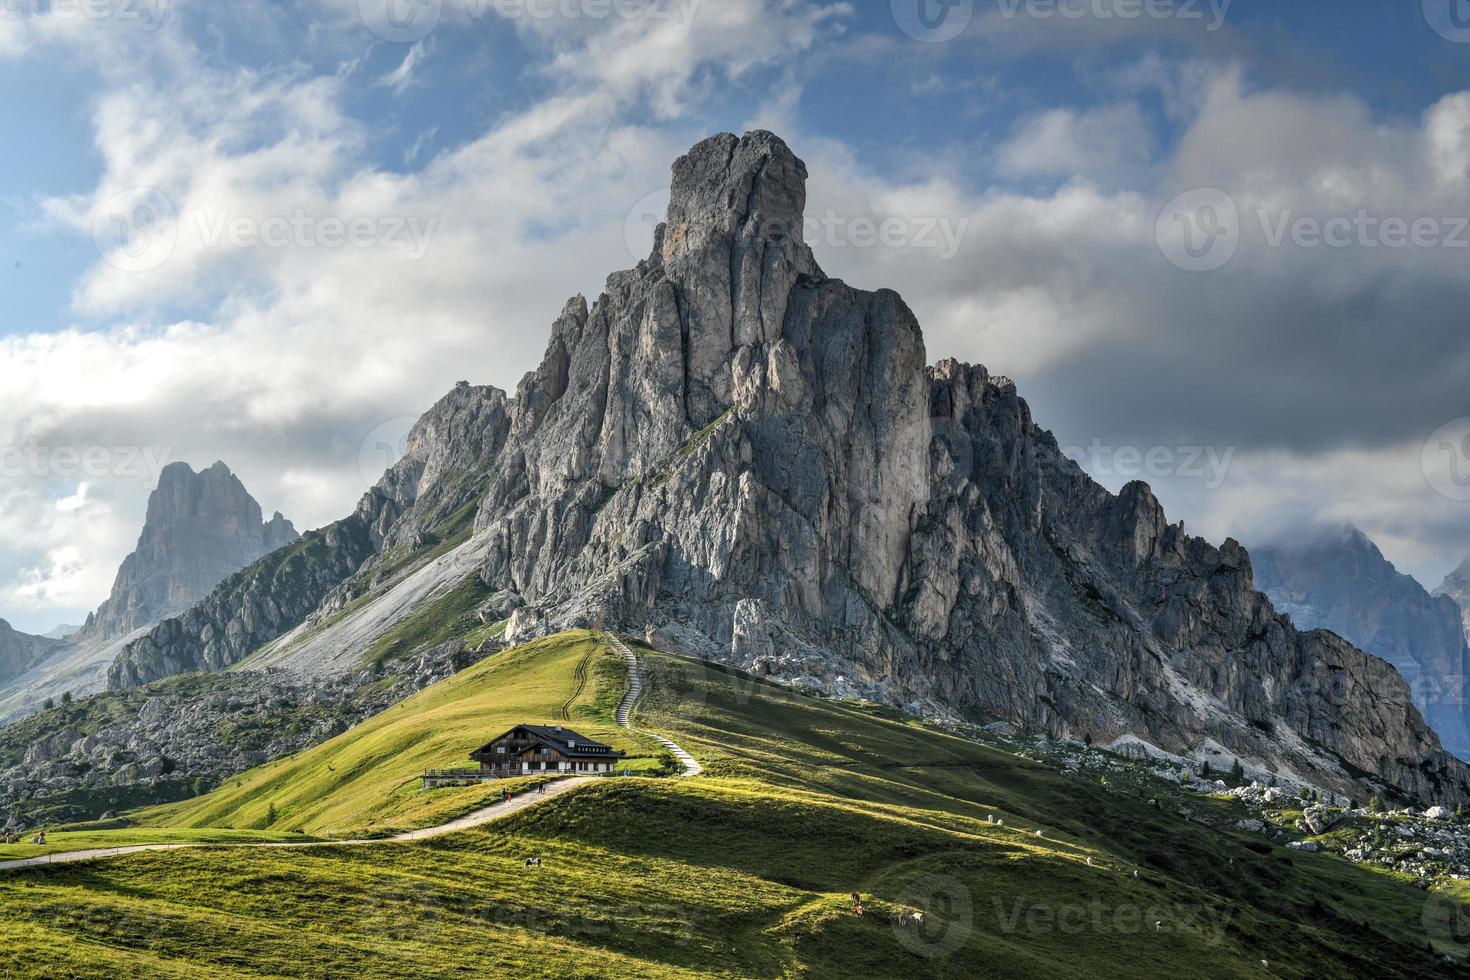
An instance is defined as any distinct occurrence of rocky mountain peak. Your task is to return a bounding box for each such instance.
[663,130,810,252]
[1255,524,1470,759]
[0,619,61,689]
[1435,557,1470,646]
[642,131,827,424]
[82,462,299,641]
[91,130,1470,807]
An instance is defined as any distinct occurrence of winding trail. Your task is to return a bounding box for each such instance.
[559,649,591,721]
[606,632,703,777]
[0,777,593,873]
[1,632,701,873]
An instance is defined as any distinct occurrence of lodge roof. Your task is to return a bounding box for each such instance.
[470,724,623,761]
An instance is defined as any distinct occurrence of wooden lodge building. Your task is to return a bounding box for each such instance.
[469,725,624,777]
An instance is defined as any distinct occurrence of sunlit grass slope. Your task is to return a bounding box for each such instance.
[138,630,659,837]
[0,632,1464,978]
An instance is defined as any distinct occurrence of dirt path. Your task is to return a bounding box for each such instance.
[0,776,596,872]
[2,633,701,873]
[605,632,703,777]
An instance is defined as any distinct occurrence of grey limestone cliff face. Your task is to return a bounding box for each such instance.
[0,621,61,689]
[87,130,1470,806]
[106,384,512,689]
[1435,559,1470,644]
[82,461,299,642]
[1255,525,1470,760]
[0,463,298,720]
[449,130,1469,805]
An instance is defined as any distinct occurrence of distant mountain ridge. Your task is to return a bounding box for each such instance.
[80,461,298,642]
[0,620,61,690]
[1254,524,1470,760]
[1435,559,1470,644]
[97,131,1470,807]
[0,462,297,721]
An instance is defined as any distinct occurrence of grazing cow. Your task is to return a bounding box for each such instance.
[1154,921,1163,931]
[524,857,541,869]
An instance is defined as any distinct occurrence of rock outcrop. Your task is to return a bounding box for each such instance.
[105,519,377,688]
[440,130,1470,805]
[81,461,298,642]
[69,131,1470,807]
[106,383,511,689]
[1434,559,1470,643]
[0,463,298,720]
[0,621,61,689]
[1254,524,1470,760]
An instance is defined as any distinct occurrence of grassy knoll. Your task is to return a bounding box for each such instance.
[0,826,317,861]
[136,631,658,838]
[0,632,1464,978]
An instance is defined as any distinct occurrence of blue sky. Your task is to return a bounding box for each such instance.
[1,0,1469,632]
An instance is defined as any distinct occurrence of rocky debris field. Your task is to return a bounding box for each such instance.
[1,639,487,830]
[939,719,1470,891]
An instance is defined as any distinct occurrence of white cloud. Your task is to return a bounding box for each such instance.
[996,102,1154,185]
[379,39,428,94]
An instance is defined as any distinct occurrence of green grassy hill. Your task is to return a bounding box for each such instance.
[1,631,1464,978]
[141,631,662,837]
